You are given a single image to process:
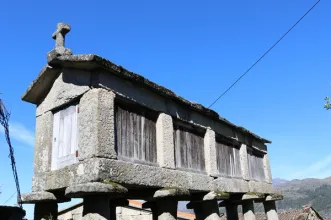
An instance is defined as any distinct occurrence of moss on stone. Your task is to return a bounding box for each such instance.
[269,193,283,200]
[102,180,122,188]
[246,192,265,198]
[214,191,230,198]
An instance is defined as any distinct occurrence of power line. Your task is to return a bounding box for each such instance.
[3,192,16,205]
[0,97,22,208]
[208,0,321,108]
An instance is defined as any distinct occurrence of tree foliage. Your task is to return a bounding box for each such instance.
[325,97,331,110]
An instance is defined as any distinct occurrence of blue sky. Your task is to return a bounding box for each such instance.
[0,0,330,219]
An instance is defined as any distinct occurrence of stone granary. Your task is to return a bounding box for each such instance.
[20,23,282,220]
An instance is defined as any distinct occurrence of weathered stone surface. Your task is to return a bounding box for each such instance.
[156,113,175,169]
[263,154,273,184]
[263,201,279,220]
[242,200,256,220]
[36,68,91,116]
[265,194,283,201]
[203,191,230,201]
[20,191,56,204]
[82,196,113,220]
[212,176,249,193]
[78,88,117,161]
[47,48,72,63]
[242,193,265,200]
[47,23,72,63]
[65,182,128,198]
[34,112,53,173]
[248,181,274,194]
[240,144,250,181]
[32,158,101,192]
[204,128,217,176]
[187,200,221,220]
[153,188,190,198]
[147,199,177,220]
[22,65,61,104]
[52,23,71,46]
[44,54,271,145]
[32,158,274,195]
[97,158,214,192]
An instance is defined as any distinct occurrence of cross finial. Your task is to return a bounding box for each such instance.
[47,22,73,63]
[52,23,71,48]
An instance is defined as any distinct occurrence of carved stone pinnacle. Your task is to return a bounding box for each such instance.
[52,23,71,48]
[47,22,73,63]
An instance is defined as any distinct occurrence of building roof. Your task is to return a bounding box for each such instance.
[220,206,324,220]
[23,54,271,144]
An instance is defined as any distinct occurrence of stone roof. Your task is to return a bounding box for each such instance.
[22,54,271,144]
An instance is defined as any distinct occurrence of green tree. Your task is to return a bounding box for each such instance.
[325,97,331,110]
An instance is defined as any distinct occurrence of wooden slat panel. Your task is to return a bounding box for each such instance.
[174,125,205,172]
[248,150,265,181]
[51,105,78,170]
[115,105,157,164]
[216,141,242,178]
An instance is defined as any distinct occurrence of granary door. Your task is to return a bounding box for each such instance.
[51,104,78,170]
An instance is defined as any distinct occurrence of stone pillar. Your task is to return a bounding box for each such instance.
[151,199,178,220]
[156,113,175,168]
[242,200,256,220]
[109,199,129,219]
[188,200,221,220]
[143,188,189,220]
[225,204,239,220]
[204,128,217,176]
[21,191,59,220]
[263,153,272,184]
[34,202,58,220]
[82,196,112,220]
[65,182,128,220]
[263,201,279,220]
[34,111,53,174]
[239,144,250,180]
[78,88,117,160]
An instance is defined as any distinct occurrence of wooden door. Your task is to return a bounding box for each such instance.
[51,105,78,170]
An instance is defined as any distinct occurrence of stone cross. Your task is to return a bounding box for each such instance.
[52,23,71,48]
[47,22,72,63]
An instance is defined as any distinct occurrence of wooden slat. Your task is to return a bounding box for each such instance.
[174,125,205,172]
[51,105,78,170]
[216,141,242,178]
[115,105,157,164]
[247,150,266,181]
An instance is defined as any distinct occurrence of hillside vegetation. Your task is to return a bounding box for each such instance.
[273,177,331,218]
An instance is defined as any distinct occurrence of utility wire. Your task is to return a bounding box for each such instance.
[3,192,16,205]
[208,0,321,108]
[0,97,22,208]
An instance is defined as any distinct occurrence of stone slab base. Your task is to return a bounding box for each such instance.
[32,158,274,194]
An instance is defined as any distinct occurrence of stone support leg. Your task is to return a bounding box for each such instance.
[151,199,177,220]
[263,201,279,220]
[34,202,58,220]
[242,200,256,220]
[225,204,239,220]
[82,196,112,220]
[191,200,221,220]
